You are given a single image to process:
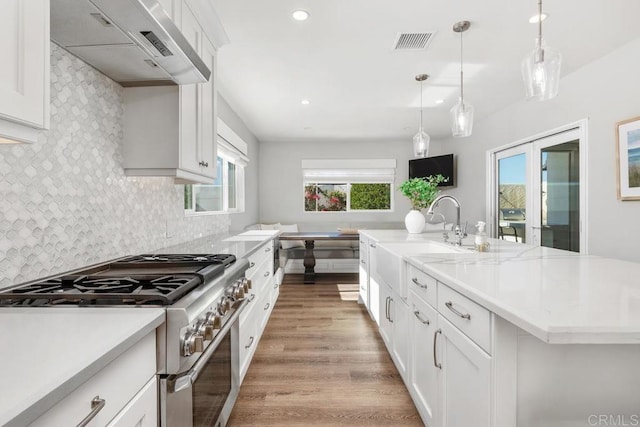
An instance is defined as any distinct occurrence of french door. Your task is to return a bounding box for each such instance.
[488,122,587,253]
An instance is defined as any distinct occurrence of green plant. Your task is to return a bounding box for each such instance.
[399,175,448,210]
[350,183,391,210]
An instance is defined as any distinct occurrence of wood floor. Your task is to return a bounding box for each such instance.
[228,273,422,426]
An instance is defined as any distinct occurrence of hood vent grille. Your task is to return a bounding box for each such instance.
[393,32,435,50]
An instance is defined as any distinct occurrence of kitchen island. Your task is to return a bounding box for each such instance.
[360,229,640,427]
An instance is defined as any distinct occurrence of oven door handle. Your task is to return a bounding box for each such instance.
[168,298,248,394]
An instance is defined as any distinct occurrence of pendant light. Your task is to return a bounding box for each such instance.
[522,0,561,100]
[413,74,430,158]
[450,20,474,137]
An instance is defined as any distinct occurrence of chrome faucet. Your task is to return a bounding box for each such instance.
[427,195,467,246]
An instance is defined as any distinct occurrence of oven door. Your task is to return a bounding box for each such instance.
[160,299,247,427]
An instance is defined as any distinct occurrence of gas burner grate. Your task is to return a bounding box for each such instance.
[115,253,236,267]
[0,274,203,306]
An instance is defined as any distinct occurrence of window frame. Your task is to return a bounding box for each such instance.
[184,151,245,216]
[302,181,394,214]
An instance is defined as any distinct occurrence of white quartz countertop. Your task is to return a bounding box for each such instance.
[0,307,165,427]
[367,230,640,344]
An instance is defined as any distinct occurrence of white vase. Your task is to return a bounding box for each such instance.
[405,210,425,234]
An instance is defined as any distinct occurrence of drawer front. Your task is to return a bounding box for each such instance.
[246,241,274,277]
[31,332,156,427]
[248,256,273,295]
[106,376,157,427]
[257,280,274,333]
[407,265,437,308]
[438,284,491,354]
[239,302,258,381]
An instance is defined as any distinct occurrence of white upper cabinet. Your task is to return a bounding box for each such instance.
[0,0,50,143]
[122,1,218,184]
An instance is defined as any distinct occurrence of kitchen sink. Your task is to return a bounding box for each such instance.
[376,241,465,299]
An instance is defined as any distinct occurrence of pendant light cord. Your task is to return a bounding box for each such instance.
[419,80,423,129]
[459,29,464,103]
[537,0,544,62]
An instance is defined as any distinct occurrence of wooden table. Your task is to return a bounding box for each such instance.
[279,232,359,284]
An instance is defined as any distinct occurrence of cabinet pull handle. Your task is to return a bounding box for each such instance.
[411,277,428,289]
[433,329,442,370]
[264,271,270,277]
[274,282,279,289]
[445,301,472,320]
[389,298,393,323]
[248,293,256,302]
[77,396,106,427]
[264,302,270,311]
[265,247,271,252]
[385,297,389,320]
[249,261,255,268]
[413,310,430,325]
[370,243,376,248]
[245,336,254,349]
[360,259,366,265]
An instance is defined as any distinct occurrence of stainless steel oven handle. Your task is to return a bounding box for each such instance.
[168,298,249,394]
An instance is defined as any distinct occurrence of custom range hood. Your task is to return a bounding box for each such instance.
[51,0,211,86]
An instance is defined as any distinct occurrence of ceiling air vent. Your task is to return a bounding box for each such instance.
[393,32,435,51]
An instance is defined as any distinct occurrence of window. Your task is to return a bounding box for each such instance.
[184,120,248,214]
[302,159,395,213]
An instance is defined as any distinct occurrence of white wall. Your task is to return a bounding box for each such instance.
[259,139,417,225]
[429,36,640,262]
[217,96,260,231]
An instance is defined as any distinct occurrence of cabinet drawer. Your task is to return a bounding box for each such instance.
[407,265,437,308]
[31,332,156,427]
[248,256,273,295]
[247,241,274,277]
[438,284,491,354]
[106,376,157,427]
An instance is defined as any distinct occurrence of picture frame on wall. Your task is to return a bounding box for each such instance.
[616,116,640,200]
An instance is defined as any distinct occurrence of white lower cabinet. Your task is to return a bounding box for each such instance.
[30,331,157,427]
[238,240,279,382]
[438,315,491,427]
[106,376,157,427]
[379,281,410,380]
[409,287,491,427]
[409,293,439,426]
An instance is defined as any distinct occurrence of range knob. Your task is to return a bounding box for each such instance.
[196,320,215,341]
[217,297,230,316]
[182,331,204,356]
[244,278,252,290]
[232,284,245,300]
[204,311,221,329]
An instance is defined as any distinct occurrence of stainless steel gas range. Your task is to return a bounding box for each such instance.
[0,253,251,427]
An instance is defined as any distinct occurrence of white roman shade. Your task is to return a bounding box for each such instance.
[301,159,396,183]
[217,118,249,167]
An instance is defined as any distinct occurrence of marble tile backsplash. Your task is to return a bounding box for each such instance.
[0,44,229,288]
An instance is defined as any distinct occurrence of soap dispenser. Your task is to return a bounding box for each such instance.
[475,221,489,252]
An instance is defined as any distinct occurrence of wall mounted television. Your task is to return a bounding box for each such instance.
[408,154,456,187]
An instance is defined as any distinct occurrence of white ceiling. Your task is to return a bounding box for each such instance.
[210,0,640,143]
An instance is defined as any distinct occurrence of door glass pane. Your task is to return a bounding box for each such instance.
[498,154,527,243]
[540,141,579,252]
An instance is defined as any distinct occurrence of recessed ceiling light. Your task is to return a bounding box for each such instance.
[435,99,444,104]
[301,99,310,105]
[292,10,310,21]
[529,13,548,23]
